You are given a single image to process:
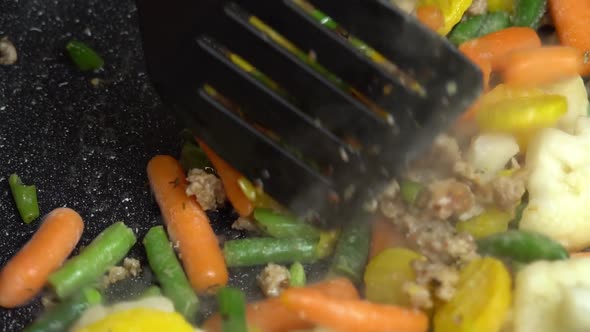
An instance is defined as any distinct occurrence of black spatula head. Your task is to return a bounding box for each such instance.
[137,0,482,225]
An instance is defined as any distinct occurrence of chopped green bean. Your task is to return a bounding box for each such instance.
[8,174,39,224]
[143,226,199,319]
[512,0,546,28]
[66,40,104,71]
[23,288,102,332]
[477,230,569,263]
[399,179,424,205]
[217,287,247,332]
[329,219,371,284]
[140,285,162,298]
[223,237,321,267]
[48,222,137,299]
[448,12,512,45]
[180,139,211,172]
[289,262,306,287]
[253,208,321,239]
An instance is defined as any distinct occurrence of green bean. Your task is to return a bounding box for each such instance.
[399,179,424,205]
[217,287,247,332]
[65,40,104,71]
[329,219,371,284]
[448,12,512,45]
[8,174,39,224]
[143,226,199,319]
[180,139,211,172]
[253,208,321,239]
[289,262,306,287]
[510,200,528,228]
[477,230,569,263]
[48,221,137,299]
[223,237,320,267]
[512,0,546,28]
[23,288,102,332]
[140,285,162,298]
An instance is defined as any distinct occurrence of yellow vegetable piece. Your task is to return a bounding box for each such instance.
[363,247,425,306]
[237,177,285,212]
[76,308,195,332]
[475,84,567,149]
[488,0,514,12]
[456,208,512,239]
[418,0,473,35]
[434,257,512,332]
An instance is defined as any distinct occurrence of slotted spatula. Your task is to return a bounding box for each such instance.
[136,0,482,225]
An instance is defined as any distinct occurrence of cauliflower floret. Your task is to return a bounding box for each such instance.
[520,117,590,251]
[540,76,589,134]
[466,134,520,181]
[513,258,590,332]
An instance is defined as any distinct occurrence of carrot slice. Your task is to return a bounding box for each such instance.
[0,207,84,308]
[416,5,444,32]
[147,155,228,294]
[202,277,359,332]
[197,139,254,217]
[370,217,408,259]
[279,287,428,332]
[549,0,590,75]
[501,46,583,87]
[459,27,541,71]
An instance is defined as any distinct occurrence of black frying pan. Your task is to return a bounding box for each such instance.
[0,0,331,330]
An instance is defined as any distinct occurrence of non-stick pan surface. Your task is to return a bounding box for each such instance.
[0,0,327,330]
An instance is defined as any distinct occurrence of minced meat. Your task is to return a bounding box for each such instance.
[101,257,142,288]
[186,168,226,210]
[466,0,487,15]
[491,170,527,211]
[257,263,290,297]
[0,37,17,65]
[422,179,475,220]
[404,260,461,309]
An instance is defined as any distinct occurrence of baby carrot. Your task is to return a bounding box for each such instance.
[202,277,359,332]
[501,46,583,87]
[416,5,444,32]
[147,155,228,294]
[549,0,590,75]
[459,27,541,70]
[280,287,429,332]
[197,139,254,217]
[0,208,84,308]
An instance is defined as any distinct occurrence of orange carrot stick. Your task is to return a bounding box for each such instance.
[459,27,541,71]
[416,5,444,32]
[549,0,590,75]
[280,287,429,332]
[501,46,583,87]
[370,217,408,259]
[197,139,254,217]
[570,251,590,259]
[0,207,84,308]
[147,155,228,294]
[202,277,359,332]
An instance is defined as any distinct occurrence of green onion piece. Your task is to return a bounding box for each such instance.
[8,173,40,224]
[66,40,104,71]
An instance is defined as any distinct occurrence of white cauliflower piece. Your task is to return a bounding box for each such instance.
[540,76,589,133]
[520,117,590,251]
[513,258,590,332]
[466,134,520,181]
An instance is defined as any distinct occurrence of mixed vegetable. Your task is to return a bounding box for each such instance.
[3,0,590,331]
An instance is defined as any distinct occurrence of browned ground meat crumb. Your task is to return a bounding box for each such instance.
[0,37,17,65]
[186,168,226,210]
[257,263,290,297]
[422,179,475,220]
[232,216,259,232]
[101,258,142,288]
[407,134,462,182]
[466,0,487,15]
[491,171,527,211]
[406,260,461,309]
